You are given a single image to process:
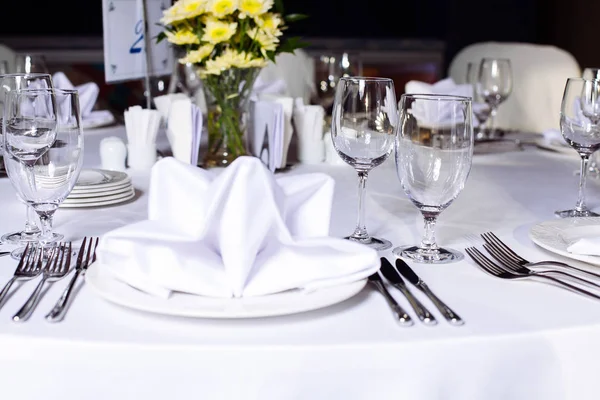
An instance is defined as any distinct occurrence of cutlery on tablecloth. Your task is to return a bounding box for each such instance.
[13,243,71,323]
[395,259,464,326]
[0,252,10,257]
[46,237,99,322]
[379,257,436,326]
[0,244,43,310]
[466,246,600,301]
[481,231,600,282]
[368,272,413,326]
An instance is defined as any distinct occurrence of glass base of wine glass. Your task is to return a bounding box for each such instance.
[1,230,41,245]
[9,232,64,260]
[554,208,600,218]
[345,235,392,251]
[393,245,464,264]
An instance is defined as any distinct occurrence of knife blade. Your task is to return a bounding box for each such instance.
[368,272,413,326]
[379,258,436,325]
[395,259,464,326]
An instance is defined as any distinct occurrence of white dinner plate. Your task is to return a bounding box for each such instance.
[67,184,133,199]
[63,187,135,204]
[71,180,132,195]
[60,189,136,208]
[529,217,600,266]
[85,264,367,319]
[74,169,130,190]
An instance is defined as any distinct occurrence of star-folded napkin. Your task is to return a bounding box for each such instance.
[96,156,379,298]
[52,72,114,125]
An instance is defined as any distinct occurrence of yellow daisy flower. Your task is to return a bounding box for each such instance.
[207,0,238,17]
[165,28,200,45]
[246,27,279,54]
[178,44,215,64]
[253,12,282,33]
[201,18,238,44]
[238,0,273,18]
[202,48,267,75]
[161,0,206,25]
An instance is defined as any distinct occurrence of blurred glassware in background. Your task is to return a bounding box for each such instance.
[15,54,49,74]
[582,68,600,178]
[466,61,491,140]
[0,60,9,74]
[478,58,512,138]
[313,53,360,114]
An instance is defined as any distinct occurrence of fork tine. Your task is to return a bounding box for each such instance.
[466,247,507,276]
[91,237,99,263]
[82,237,94,269]
[482,232,526,263]
[483,243,522,272]
[465,247,497,276]
[16,243,31,272]
[63,242,72,272]
[75,237,88,268]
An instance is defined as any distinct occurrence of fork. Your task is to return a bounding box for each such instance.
[46,237,99,322]
[13,243,72,322]
[0,244,43,310]
[481,232,600,281]
[482,243,600,290]
[465,246,600,301]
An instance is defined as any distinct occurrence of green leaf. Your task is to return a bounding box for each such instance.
[265,50,276,63]
[155,31,167,44]
[284,13,309,23]
[277,36,310,54]
[273,0,284,14]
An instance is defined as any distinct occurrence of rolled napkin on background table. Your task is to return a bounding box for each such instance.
[258,93,294,168]
[153,93,189,126]
[124,106,161,171]
[96,156,379,298]
[293,98,326,164]
[167,97,203,165]
[52,72,114,128]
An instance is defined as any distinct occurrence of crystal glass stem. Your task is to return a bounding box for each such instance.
[577,154,591,212]
[37,209,56,244]
[24,205,39,234]
[351,170,369,240]
[419,213,440,251]
[488,106,498,137]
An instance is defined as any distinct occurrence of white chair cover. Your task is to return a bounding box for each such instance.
[257,49,315,105]
[448,42,581,133]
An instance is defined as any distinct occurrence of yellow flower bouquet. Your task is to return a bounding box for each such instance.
[158,0,307,167]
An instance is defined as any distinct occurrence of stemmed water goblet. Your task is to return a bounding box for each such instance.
[393,94,474,263]
[0,73,53,248]
[555,78,600,218]
[331,76,398,251]
[4,88,83,257]
[466,61,491,140]
[478,58,512,138]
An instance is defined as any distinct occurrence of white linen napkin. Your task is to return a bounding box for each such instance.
[52,72,114,126]
[96,156,379,298]
[249,100,284,172]
[153,93,189,126]
[124,106,161,170]
[166,97,203,164]
[541,129,570,149]
[258,94,294,168]
[293,98,325,164]
[567,237,600,256]
[250,76,287,101]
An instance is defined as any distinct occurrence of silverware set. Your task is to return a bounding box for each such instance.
[467,232,600,301]
[0,237,99,322]
[369,257,464,326]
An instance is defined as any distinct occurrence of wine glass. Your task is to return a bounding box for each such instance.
[15,54,49,74]
[478,58,512,138]
[4,88,83,252]
[393,94,474,263]
[466,61,491,140]
[314,53,355,114]
[331,76,397,250]
[582,68,600,178]
[555,78,600,218]
[0,73,53,247]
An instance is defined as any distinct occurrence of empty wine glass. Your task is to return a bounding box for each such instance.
[314,53,355,114]
[555,78,600,218]
[0,73,53,247]
[479,58,512,138]
[4,88,83,254]
[15,54,49,74]
[466,61,491,140]
[331,76,397,250]
[582,68,600,178]
[393,94,474,263]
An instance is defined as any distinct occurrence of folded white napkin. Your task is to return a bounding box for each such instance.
[258,94,294,168]
[250,77,287,101]
[154,93,190,126]
[405,78,474,127]
[567,237,600,256]
[96,156,379,298]
[52,72,114,125]
[249,100,284,172]
[124,106,161,170]
[293,98,325,164]
[542,128,570,148]
[167,97,203,164]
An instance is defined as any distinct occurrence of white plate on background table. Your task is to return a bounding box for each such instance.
[534,136,577,156]
[68,185,133,199]
[529,217,600,266]
[74,169,130,190]
[63,187,135,204]
[60,189,136,208]
[86,264,367,319]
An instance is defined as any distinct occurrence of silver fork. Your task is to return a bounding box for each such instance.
[46,237,99,322]
[465,246,600,301]
[13,243,72,322]
[481,232,600,281]
[0,244,43,310]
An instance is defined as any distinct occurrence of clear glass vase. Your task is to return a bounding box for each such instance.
[200,67,261,168]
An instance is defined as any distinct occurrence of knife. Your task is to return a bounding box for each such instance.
[368,272,413,326]
[379,258,436,325]
[395,259,464,326]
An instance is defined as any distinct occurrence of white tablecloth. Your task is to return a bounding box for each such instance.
[1,127,599,399]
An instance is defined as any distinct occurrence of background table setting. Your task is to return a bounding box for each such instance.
[5,2,600,400]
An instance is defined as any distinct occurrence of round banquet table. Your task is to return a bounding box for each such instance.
[1,126,600,400]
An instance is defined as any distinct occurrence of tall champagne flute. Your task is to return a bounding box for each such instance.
[331,76,397,250]
[555,78,600,218]
[394,94,474,263]
[0,73,53,245]
[4,89,83,255]
[478,58,512,137]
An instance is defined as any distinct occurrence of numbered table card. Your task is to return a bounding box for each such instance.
[102,0,173,83]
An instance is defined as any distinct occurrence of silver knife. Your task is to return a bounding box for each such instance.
[368,272,413,326]
[379,258,437,325]
[395,259,464,326]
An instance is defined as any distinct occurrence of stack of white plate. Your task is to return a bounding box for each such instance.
[61,169,135,208]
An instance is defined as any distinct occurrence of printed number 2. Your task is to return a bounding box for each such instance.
[129,20,144,54]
